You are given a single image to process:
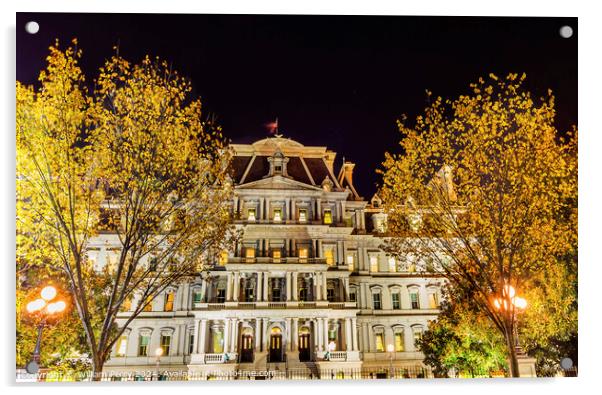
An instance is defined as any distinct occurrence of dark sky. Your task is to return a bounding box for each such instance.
[16,13,577,198]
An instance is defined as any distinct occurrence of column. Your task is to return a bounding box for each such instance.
[343,278,350,302]
[233,272,240,302]
[223,319,230,354]
[317,318,323,351]
[231,319,239,353]
[256,272,263,302]
[286,318,292,351]
[255,318,262,351]
[284,238,289,257]
[367,323,374,352]
[292,318,299,351]
[291,200,296,221]
[316,199,322,220]
[337,241,344,265]
[200,278,207,302]
[317,240,323,259]
[351,317,359,351]
[233,196,239,217]
[340,201,346,223]
[291,239,297,257]
[292,272,298,301]
[199,319,208,353]
[322,274,328,301]
[226,273,233,301]
[345,318,352,351]
[286,272,292,301]
[323,318,329,349]
[264,198,271,220]
[259,197,264,221]
[287,198,292,220]
[193,318,200,354]
[262,319,269,351]
[360,211,365,230]
[263,273,269,301]
[315,273,322,301]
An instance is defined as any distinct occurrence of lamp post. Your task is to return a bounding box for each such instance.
[386,344,395,379]
[24,285,67,374]
[154,347,163,381]
[492,285,527,351]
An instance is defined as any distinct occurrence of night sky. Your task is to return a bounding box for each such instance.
[16,13,577,198]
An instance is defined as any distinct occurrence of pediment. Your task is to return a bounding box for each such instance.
[237,175,323,191]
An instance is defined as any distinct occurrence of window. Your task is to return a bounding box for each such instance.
[164,292,175,312]
[138,334,150,356]
[324,248,335,266]
[410,291,420,309]
[212,329,224,353]
[274,165,282,173]
[395,331,405,352]
[327,288,335,302]
[192,289,203,304]
[299,287,308,301]
[247,208,256,222]
[271,280,282,301]
[370,256,378,272]
[349,290,356,303]
[372,292,382,310]
[272,249,281,263]
[245,247,256,262]
[160,334,171,356]
[428,292,439,308]
[323,210,332,224]
[143,296,153,312]
[413,327,423,346]
[188,331,195,355]
[298,247,308,262]
[116,334,128,357]
[245,286,255,302]
[218,251,228,266]
[273,208,282,222]
[346,254,355,271]
[392,292,401,309]
[388,257,396,273]
[375,332,385,352]
[216,288,226,303]
[298,209,307,222]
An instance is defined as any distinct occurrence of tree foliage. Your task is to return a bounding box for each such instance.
[16,40,235,378]
[379,73,577,376]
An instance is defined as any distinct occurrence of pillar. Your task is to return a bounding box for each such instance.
[351,317,359,351]
[315,274,322,301]
[263,273,269,301]
[223,318,230,354]
[322,274,328,301]
[323,318,329,349]
[256,272,263,302]
[291,200,296,221]
[345,318,352,351]
[262,319,269,351]
[343,278,350,302]
[198,319,207,354]
[200,278,207,303]
[231,319,239,353]
[286,272,292,301]
[316,199,322,220]
[316,318,323,351]
[367,324,374,352]
[287,198,292,220]
[292,318,299,351]
[233,272,240,302]
[337,241,344,265]
[226,273,233,301]
[264,198,270,220]
[258,197,264,221]
[193,318,200,354]
[286,318,292,351]
[292,272,298,301]
[255,318,262,351]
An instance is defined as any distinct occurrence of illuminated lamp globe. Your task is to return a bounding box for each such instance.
[386,344,395,353]
[41,286,57,301]
[503,285,516,298]
[514,297,527,310]
[26,298,46,313]
[155,347,164,357]
[47,300,67,314]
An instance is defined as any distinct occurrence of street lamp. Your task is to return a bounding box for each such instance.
[386,343,395,379]
[492,284,528,350]
[24,285,67,374]
[154,347,163,380]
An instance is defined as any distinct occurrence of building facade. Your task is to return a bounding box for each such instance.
[102,135,444,380]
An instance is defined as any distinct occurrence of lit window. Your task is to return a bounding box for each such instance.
[428,292,439,308]
[212,329,224,353]
[349,291,356,303]
[324,248,335,266]
[164,292,175,312]
[160,334,171,356]
[410,291,420,309]
[192,290,203,304]
[138,334,150,356]
[323,210,332,224]
[346,254,355,271]
[408,263,416,273]
[370,256,378,272]
[273,208,282,222]
[116,334,128,356]
[392,292,401,309]
[388,257,396,272]
[218,251,228,266]
[298,247,308,262]
[247,208,256,222]
[375,332,385,352]
[299,209,307,222]
[327,288,335,302]
[272,249,281,263]
[372,292,382,310]
[143,296,154,312]
[413,327,423,345]
[245,247,256,262]
[395,331,405,352]
[216,289,226,303]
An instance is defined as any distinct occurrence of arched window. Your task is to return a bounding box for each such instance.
[164,289,176,312]
[408,286,421,309]
[373,326,385,352]
[392,326,405,352]
[137,328,153,356]
[160,328,174,356]
[115,329,130,357]
[371,286,382,310]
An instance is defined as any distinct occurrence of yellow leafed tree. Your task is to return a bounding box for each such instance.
[16,40,235,378]
[379,73,577,377]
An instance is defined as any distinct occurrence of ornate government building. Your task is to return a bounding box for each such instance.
[102,135,444,380]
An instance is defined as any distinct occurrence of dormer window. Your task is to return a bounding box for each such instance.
[273,208,282,222]
[247,208,256,222]
[298,209,307,223]
[268,150,289,177]
[323,210,332,224]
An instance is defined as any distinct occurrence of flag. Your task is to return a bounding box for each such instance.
[265,118,279,134]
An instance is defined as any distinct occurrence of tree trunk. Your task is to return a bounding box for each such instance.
[91,354,105,381]
[504,331,519,377]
